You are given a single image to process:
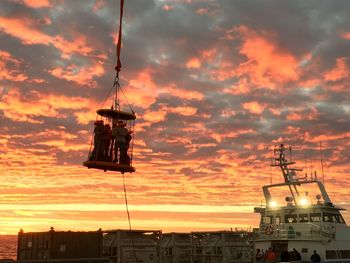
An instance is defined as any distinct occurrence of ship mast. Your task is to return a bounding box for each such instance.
[271,144,303,205]
[263,144,332,207]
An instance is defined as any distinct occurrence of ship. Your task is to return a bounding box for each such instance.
[253,144,350,262]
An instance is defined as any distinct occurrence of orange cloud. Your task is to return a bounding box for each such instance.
[0,17,52,45]
[0,51,28,82]
[53,35,95,59]
[186,57,202,69]
[166,85,204,101]
[48,62,104,87]
[0,89,98,124]
[124,69,204,109]
[304,131,350,144]
[219,26,300,90]
[163,5,173,11]
[142,110,167,123]
[235,26,299,88]
[123,69,159,108]
[0,16,98,59]
[200,48,218,61]
[165,106,197,116]
[341,32,350,40]
[324,57,349,82]
[93,0,106,12]
[242,101,265,115]
[286,108,318,121]
[21,0,51,8]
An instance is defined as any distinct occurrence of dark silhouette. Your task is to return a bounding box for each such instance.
[280,247,290,262]
[103,124,112,161]
[311,250,321,262]
[256,248,264,261]
[293,248,301,261]
[112,121,128,164]
[90,120,105,161]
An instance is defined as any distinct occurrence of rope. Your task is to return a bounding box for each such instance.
[130,120,135,164]
[122,172,139,262]
[114,74,120,110]
[115,0,124,73]
[99,75,118,110]
[119,85,135,114]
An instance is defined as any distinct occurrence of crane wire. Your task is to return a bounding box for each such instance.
[122,172,139,262]
[115,0,138,261]
[119,85,135,114]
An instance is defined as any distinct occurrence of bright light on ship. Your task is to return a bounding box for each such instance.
[269,201,278,208]
[299,198,310,207]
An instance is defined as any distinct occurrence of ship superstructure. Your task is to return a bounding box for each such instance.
[254,144,350,262]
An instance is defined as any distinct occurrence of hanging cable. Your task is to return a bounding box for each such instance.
[114,75,120,111]
[98,75,119,110]
[130,119,135,164]
[119,86,135,114]
[122,172,138,262]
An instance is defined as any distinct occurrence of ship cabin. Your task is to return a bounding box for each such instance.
[254,199,347,242]
[254,192,350,262]
[253,144,350,262]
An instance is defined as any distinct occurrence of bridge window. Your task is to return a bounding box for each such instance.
[310,213,321,222]
[326,250,338,259]
[339,250,350,259]
[263,216,273,224]
[285,214,298,223]
[299,213,309,223]
[275,216,281,224]
[332,214,346,224]
[323,213,336,222]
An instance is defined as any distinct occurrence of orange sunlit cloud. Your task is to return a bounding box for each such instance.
[0,51,28,82]
[341,32,350,40]
[324,57,349,82]
[242,101,265,115]
[21,0,51,8]
[163,4,173,11]
[234,26,299,89]
[48,62,105,87]
[186,57,202,69]
[0,16,100,59]
[0,89,98,124]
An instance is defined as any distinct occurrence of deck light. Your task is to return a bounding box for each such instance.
[299,197,310,207]
[269,201,278,208]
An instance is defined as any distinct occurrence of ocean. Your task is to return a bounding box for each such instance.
[0,235,17,260]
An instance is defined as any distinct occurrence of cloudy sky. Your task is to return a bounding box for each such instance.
[0,0,350,234]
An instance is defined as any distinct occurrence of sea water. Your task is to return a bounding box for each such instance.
[0,235,17,260]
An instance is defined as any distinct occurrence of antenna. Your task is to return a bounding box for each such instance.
[270,146,273,184]
[304,150,308,178]
[319,141,325,185]
[289,146,292,162]
[270,164,272,184]
[309,149,313,180]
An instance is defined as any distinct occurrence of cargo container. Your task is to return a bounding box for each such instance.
[17,228,106,262]
[191,231,252,263]
[102,229,161,263]
[160,233,191,263]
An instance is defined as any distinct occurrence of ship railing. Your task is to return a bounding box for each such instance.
[256,223,334,241]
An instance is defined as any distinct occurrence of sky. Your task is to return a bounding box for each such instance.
[0,0,350,235]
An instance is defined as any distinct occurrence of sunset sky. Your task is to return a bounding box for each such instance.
[1,0,350,235]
